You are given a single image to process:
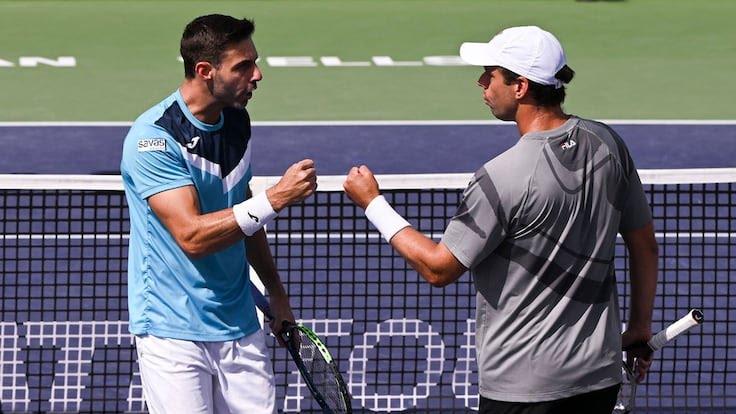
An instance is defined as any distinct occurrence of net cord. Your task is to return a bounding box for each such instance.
[2,168,736,192]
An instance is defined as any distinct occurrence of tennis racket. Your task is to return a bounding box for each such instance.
[250,283,352,414]
[613,309,704,414]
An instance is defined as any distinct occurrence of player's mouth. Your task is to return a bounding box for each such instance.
[245,85,257,99]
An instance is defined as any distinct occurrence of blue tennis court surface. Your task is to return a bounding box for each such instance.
[0,122,734,174]
[1,122,734,413]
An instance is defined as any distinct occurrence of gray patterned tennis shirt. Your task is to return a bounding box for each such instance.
[442,116,652,402]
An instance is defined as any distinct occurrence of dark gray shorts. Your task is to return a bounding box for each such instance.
[479,384,621,414]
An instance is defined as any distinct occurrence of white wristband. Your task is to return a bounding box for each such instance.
[232,191,278,236]
[364,195,411,242]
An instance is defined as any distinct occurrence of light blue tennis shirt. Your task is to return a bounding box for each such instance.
[120,90,259,341]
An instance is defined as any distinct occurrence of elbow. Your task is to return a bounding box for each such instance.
[179,240,208,259]
[428,277,453,288]
[649,241,659,258]
[645,237,659,258]
[418,247,465,287]
[175,230,208,259]
[423,268,462,288]
[184,247,208,260]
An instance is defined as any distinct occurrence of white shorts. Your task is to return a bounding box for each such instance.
[135,330,276,414]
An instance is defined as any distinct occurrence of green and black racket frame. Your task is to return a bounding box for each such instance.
[250,283,352,414]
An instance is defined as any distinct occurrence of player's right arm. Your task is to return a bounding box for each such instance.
[343,165,468,287]
[388,228,467,287]
[149,159,316,258]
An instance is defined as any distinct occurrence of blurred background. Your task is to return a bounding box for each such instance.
[0,0,734,121]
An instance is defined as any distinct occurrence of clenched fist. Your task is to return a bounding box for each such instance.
[343,165,380,209]
[267,159,317,211]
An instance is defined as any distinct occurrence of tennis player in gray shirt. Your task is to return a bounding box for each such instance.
[343,26,658,414]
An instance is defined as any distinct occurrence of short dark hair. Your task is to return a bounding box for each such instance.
[497,65,575,107]
[180,14,255,78]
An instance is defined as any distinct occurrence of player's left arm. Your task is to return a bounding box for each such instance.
[244,186,295,336]
[344,166,467,287]
[618,158,658,381]
[621,221,658,381]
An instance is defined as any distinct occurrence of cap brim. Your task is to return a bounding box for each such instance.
[459,42,501,66]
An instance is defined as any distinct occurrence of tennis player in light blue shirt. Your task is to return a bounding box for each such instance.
[123,88,260,341]
[120,14,317,414]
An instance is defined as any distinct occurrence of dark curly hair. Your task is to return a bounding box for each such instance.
[180,14,255,79]
[496,65,575,107]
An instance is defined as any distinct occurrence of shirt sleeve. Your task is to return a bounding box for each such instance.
[441,168,510,268]
[618,164,653,232]
[122,124,193,199]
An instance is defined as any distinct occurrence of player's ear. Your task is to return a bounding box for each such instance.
[194,61,215,80]
[515,77,530,100]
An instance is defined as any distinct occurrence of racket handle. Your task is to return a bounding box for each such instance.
[648,309,703,351]
[623,309,704,354]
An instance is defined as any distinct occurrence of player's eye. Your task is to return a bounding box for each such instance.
[234,61,254,72]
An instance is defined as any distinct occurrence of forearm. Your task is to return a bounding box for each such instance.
[174,208,246,258]
[149,185,278,258]
[343,167,466,286]
[246,229,287,299]
[151,159,316,260]
[191,189,279,257]
[390,228,463,287]
[628,247,658,330]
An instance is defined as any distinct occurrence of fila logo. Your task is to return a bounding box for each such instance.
[248,211,259,223]
[561,139,577,150]
[186,136,201,149]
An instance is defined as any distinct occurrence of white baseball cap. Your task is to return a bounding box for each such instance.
[460,26,568,89]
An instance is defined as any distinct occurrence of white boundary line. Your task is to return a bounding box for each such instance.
[0,174,125,190]
[0,120,735,127]
[2,169,736,191]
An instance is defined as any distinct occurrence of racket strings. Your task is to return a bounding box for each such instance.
[293,329,349,412]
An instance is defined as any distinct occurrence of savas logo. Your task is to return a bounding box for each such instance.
[137,138,166,152]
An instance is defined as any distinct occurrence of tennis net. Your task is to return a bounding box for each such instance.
[0,169,734,413]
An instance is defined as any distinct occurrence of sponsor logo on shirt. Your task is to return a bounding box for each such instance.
[561,139,577,150]
[186,136,200,149]
[137,138,166,152]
